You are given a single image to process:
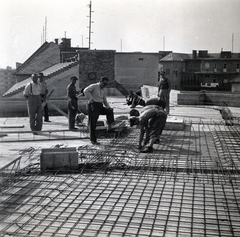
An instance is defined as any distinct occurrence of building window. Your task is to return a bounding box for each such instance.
[205,62,210,69]
[166,69,170,75]
[139,58,144,61]
[237,64,239,69]
[173,69,178,77]
[223,63,227,72]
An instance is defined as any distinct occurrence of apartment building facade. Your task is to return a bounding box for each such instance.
[181,50,240,91]
[0,67,16,97]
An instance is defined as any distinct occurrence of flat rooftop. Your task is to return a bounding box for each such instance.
[0,93,240,236]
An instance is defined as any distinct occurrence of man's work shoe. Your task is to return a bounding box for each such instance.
[91,141,100,145]
[140,146,153,153]
[44,120,51,122]
[154,138,160,144]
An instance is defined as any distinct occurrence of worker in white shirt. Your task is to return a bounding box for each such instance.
[23,73,43,134]
[83,77,115,145]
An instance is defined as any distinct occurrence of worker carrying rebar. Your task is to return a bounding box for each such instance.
[130,97,167,153]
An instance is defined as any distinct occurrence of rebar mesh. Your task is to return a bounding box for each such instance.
[0,121,240,236]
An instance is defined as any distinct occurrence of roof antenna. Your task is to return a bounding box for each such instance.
[87,1,94,49]
[163,36,165,51]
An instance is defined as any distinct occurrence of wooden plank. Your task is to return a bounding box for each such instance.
[48,101,68,117]
[0,128,87,134]
[0,133,8,137]
[0,125,24,128]
[42,88,55,107]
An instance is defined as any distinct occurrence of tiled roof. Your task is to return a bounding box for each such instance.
[3,62,77,97]
[14,42,51,73]
[160,52,191,61]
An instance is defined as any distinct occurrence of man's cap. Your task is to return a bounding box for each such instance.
[37,72,44,77]
[31,73,38,78]
[71,76,78,80]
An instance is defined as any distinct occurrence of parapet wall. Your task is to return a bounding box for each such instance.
[178,91,240,107]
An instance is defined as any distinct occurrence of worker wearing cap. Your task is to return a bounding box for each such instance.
[23,73,43,134]
[38,72,50,122]
[67,76,79,130]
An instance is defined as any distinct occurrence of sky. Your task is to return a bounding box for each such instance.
[0,0,240,68]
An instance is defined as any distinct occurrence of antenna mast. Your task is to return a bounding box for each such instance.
[87,1,94,49]
[163,36,165,51]
[41,17,47,44]
[45,17,47,42]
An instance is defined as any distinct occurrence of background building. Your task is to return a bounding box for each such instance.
[181,50,240,91]
[0,67,16,97]
[1,38,240,116]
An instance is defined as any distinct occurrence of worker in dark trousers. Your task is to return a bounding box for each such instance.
[158,71,171,114]
[138,106,167,152]
[129,98,167,153]
[84,77,115,145]
[23,73,43,134]
[67,76,79,130]
[38,72,50,122]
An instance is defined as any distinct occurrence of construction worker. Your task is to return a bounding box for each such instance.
[23,73,43,134]
[130,98,167,153]
[67,76,79,130]
[84,77,115,145]
[158,71,171,114]
[38,72,50,122]
[126,90,145,108]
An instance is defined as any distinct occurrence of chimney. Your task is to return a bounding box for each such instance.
[16,62,22,69]
[220,51,232,58]
[198,50,208,58]
[55,38,59,44]
[192,50,197,59]
[59,38,71,49]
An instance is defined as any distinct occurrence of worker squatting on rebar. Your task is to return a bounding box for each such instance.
[84,77,115,145]
[129,97,167,153]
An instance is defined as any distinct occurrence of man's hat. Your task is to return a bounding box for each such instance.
[37,72,44,77]
[31,73,38,78]
[70,76,78,81]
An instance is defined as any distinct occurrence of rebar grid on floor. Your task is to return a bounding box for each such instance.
[0,122,240,236]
